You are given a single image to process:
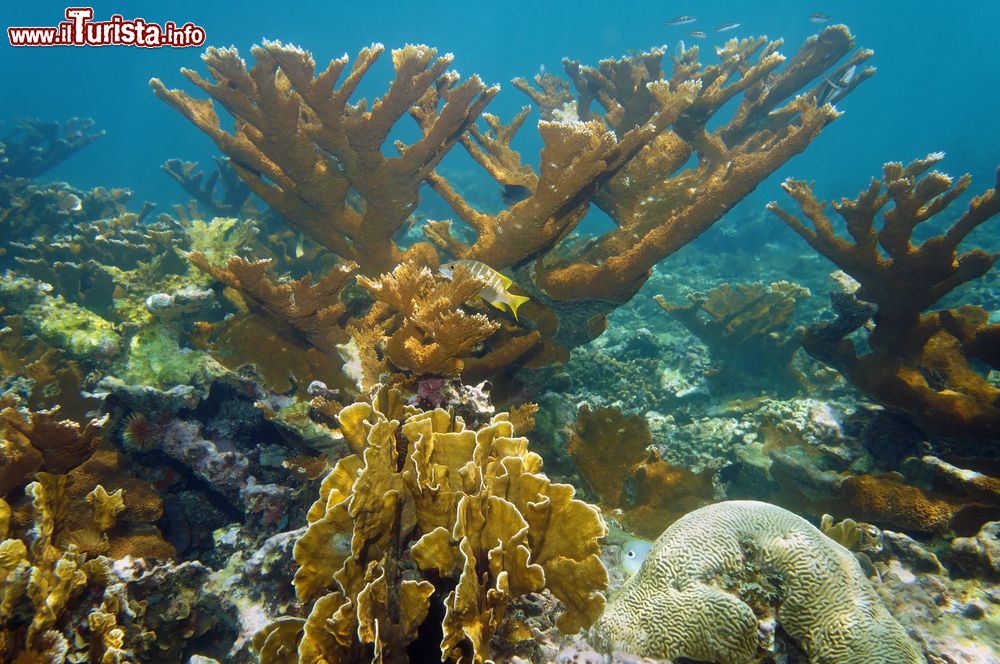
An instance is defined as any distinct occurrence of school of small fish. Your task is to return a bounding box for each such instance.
[665,11,832,32]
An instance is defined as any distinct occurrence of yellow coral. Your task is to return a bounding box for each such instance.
[0,472,144,662]
[86,486,125,532]
[262,388,607,663]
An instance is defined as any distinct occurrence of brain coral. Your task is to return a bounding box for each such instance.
[590,500,923,664]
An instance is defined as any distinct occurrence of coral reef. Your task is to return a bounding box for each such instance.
[255,388,607,663]
[655,281,809,395]
[0,272,123,361]
[4,19,1000,664]
[99,366,326,541]
[0,178,137,247]
[591,500,922,663]
[5,205,181,302]
[870,537,1000,663]
[768,153,1000,443]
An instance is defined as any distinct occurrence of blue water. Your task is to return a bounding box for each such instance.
[3,0,999,215]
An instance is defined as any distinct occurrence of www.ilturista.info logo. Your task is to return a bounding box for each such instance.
[8,7,206,47]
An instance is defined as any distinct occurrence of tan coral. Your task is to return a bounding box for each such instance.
[0,397,107,498]
[186,253,357,354]
[351,261,540,388]
[0,316,97,421]
[258,388,607,664]
[591,500,922,664]
[769,155,1000,344]
[768,154,1000,441]
[155,30,871,366]
[567,405,714,538]
[767,449,1000,534]
[185,253,360,392]
[151,41,497,274]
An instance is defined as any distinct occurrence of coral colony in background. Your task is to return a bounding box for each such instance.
[1,23,999,664]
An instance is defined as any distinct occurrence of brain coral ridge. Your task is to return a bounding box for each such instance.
[591,500,923,664]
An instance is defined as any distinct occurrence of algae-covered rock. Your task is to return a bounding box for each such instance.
[0,273,121,360]
[122,324,211,388]
[591,500,923,664]
[951,521,1000,581]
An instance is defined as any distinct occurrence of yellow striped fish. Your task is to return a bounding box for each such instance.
[439,259,530,321]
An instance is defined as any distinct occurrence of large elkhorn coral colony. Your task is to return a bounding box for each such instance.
[149,27,873,363]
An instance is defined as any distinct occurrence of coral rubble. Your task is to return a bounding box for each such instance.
[769,154,1000,444]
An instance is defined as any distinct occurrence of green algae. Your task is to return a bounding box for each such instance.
[122,324,209,388]
[0,273,122,359]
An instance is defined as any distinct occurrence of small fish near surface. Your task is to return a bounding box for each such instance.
[439,259,531,321]
[714,21,741,32]
[687,30,707,39]
[810,12,832,23]
[665,15,697,26]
